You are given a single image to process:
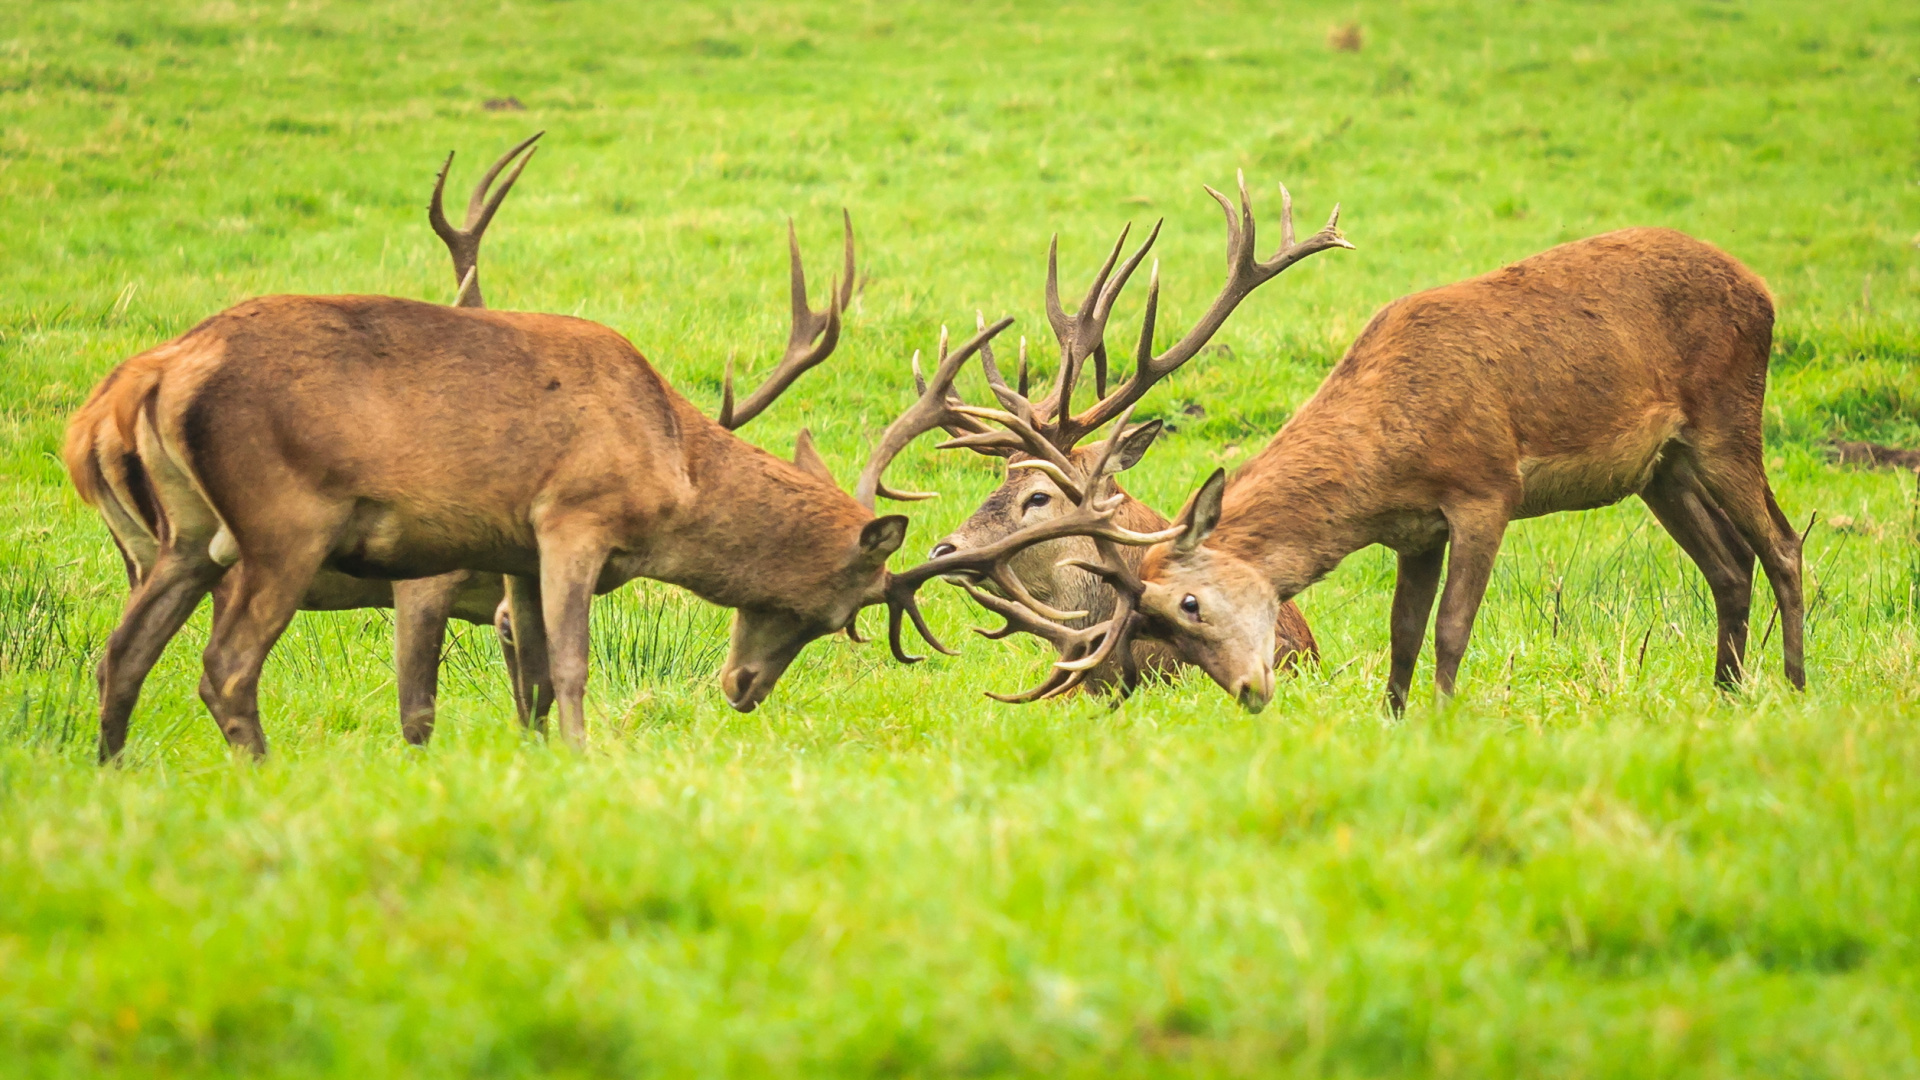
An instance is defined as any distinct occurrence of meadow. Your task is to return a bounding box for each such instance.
[2,0,1919,1075]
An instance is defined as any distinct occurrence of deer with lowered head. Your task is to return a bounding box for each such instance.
[965,227,1805,712]
[919,176,1345,699]
[82,182,949,759]
[66,133,544,745]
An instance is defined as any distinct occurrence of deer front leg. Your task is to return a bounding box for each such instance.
[1387,545,1445,715]
[1431,501,1513,699]
[536,540,608,748]
[392,572,466,746]
[503,574,553,732]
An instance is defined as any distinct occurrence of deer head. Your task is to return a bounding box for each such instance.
[1131,469,1282,711]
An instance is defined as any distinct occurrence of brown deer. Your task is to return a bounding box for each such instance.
[920,177,1345,697]
[85,208,1015,759]
[965,228,1805,712]
[66,133,543,745]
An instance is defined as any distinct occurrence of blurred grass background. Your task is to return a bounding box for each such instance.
[1,0,1918,1075]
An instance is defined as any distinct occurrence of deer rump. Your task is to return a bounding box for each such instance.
[65,347,503,621]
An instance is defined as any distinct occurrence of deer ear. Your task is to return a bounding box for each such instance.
[1173,468,1227,554]
[1108,419,1163,474]
[792,428,835,484]
[859,515,908,562]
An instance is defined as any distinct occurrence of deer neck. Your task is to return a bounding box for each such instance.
[633,403,870,610]
[1207,416,1380,600]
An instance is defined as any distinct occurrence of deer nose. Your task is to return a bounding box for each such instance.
[929,541,956,559]
[726,666,762,712]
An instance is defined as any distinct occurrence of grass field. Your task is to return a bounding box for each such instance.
[4,0,1920,1075]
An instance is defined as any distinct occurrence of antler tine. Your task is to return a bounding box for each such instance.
[1044,236,1072,350]
[853,317,1014,511]
[717,211,858,431]
[429,131,543,307]
[1130,260,1161,377]
[1052,176,1353,447]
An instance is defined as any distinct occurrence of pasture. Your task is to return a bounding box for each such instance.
[3,0,1918,1075]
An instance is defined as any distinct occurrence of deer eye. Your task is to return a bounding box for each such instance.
[1023,491,1051,510]
[1180,594,1201,617]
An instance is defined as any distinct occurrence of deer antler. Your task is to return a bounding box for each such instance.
[1047,173,1351,447]
[429,131,543,308]
[852,317,1014,510]
[718,211,857,430]
[881,408,1185,663]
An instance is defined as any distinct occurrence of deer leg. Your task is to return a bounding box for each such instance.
[95,550,226,763]
[1431,503,1512,698]
[492,597,522,723]
[1640,463,1756,688]
[1273,600,1320,675]
[1690,451,1806,689]
[1387,545,1445,715]
[392,573,467,746]
[503,574,552,733]
[535,544,607,748]
[197,539,331,759]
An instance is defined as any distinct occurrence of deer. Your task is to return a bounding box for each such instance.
[66,133,544,745]
[76,157,871,757]
[957,226,1805,713]
[918,176,1347,698]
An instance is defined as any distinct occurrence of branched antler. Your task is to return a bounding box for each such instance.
[853,317,1014,510]
[718,211,857,430]
[429,131,543,308]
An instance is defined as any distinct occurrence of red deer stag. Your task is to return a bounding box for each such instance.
[968,228,1804,713]
[921,177,1345,697]
[66,133,542,745]
[86,210,999,760]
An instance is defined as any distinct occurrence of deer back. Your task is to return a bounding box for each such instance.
[135,295,879,614]
[1214,227,1775,561]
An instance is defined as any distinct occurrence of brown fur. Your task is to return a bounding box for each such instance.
[1132,228,1804,710]
[935,446,1318,693]
[66,335,522,749]
[92,295,905,758]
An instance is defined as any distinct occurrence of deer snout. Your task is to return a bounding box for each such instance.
[1232,667,1275,714]
[724,665,767,713]
[929,541,957,559]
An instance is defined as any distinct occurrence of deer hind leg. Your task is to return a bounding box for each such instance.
[392,573,467,746]
[1431,500,1514,699]
[96,549,227,763]
[502,574,553,733]
[196,535,334,759]
[1387,545,1445,715]
[1688,446,1806,689]
[1640,459,1756,688]
[535,539,608,748]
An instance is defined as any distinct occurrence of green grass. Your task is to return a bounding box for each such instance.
[3,0,1919,1075]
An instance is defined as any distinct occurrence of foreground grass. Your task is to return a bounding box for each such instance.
[2,0,1918,1075]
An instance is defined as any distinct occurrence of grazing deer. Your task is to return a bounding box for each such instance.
[66,133,543,745]
[86,193,1037,758]
[920,176,1344,697]
[967,228,1804,712]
